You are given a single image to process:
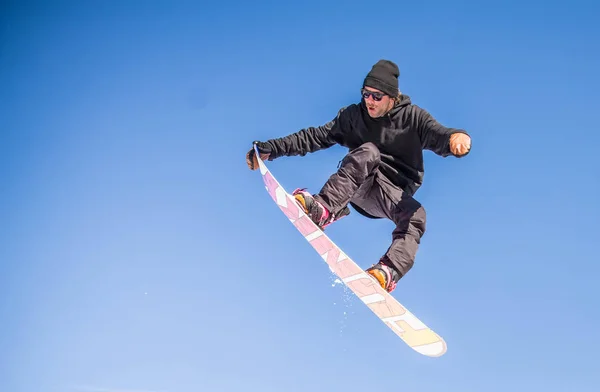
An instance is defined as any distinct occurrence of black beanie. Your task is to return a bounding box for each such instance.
[363,59,399,97]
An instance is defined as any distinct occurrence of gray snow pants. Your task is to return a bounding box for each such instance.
[314,142,426,279]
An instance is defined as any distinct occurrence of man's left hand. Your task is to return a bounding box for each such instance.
[450,133,471,156]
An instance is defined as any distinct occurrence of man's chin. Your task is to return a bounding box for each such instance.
[367,107,379,117]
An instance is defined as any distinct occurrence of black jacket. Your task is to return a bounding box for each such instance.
[260,94,469,200]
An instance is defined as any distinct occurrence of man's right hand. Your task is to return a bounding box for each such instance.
[246,141,271,170]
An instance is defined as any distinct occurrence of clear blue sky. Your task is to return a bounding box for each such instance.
[2,0,599,391]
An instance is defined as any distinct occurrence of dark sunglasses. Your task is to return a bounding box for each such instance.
[361,89,385,101]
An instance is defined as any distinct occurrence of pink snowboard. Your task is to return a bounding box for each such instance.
[254,145,447,357]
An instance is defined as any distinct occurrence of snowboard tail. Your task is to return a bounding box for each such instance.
[254,146,447,357]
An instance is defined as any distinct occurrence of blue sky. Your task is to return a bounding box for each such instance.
[1,0,599,391]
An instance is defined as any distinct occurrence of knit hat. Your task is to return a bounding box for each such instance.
[363,59,399,97]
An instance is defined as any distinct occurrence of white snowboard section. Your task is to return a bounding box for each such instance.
[255,147,447,357]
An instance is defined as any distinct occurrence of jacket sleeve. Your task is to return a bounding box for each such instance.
[416,106,470,157]
[263,107,348,159]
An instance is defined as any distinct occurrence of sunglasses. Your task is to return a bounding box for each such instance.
[361,89,385,101]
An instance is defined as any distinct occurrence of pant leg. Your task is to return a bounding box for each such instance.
[316,141,426,279]
[383,195,426,278]
[348,173,391,219]
[351,180,426,279]
[315,142,380,216]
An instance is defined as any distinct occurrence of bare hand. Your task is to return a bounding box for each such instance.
[246,148,270,170]
[449,133,471,156]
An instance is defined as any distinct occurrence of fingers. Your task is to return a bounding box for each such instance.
[246,149,270,170]
[450,133,471,156]
[453,143,470,156]
[246,149,257,170]
[454,143,469,156]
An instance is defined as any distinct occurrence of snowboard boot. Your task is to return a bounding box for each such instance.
[366,258,400,293]
[292,188,350,230]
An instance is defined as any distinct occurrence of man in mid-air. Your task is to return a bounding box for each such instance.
[247,59,471,292]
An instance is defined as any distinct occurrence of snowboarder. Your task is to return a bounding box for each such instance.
[246,59,471,293]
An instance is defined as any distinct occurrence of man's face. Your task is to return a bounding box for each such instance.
[362,86,394,118]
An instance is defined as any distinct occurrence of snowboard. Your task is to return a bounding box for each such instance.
[253,145,447,357]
